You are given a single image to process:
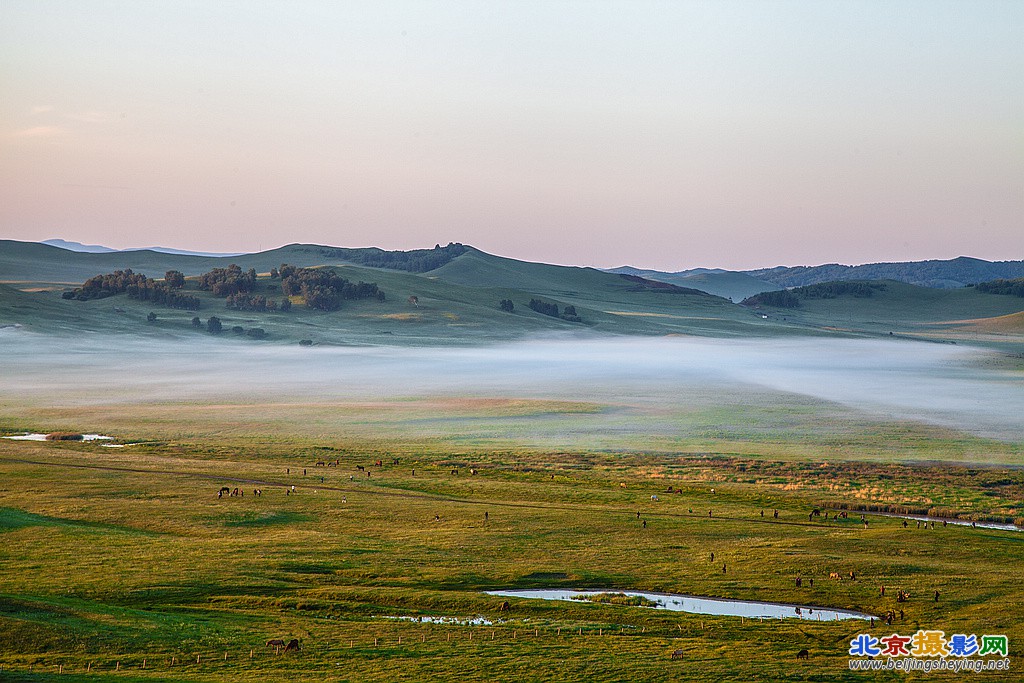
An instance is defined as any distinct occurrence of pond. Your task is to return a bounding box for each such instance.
[486,589,873,621]
[3,433,113,441]
[866,511,1019,532]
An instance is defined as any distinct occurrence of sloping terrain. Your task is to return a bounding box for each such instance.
[746,256,1024,289]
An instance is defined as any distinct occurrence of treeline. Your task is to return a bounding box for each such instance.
[741,290,800,308]
[974,278,1024,298]
[226,293,288,312]
[303,242,469,273]
[528,299,581,322]
[742,281,886,308]
[63,269,200,310]
[198,265,257,296]
[795,281,886,299]
[279,263,383,311]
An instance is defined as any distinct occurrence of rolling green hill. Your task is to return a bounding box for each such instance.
[3,240,1023,349]
[746,256,1024,289]
[742,279,1024,348]
[604,266,780,301]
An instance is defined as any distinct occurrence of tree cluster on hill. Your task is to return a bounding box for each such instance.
[62,269,200,310]
[974,278,1024,298]
[528,299,581,322]
[742,281,886,308]
[499,299,514,312]
[278,263,384,311]
[741,290,801,308]
[164,270,185,288]
[225,293,282,312]
[794,281,886,299]
[296,242,469,273]
[198,264,257,296]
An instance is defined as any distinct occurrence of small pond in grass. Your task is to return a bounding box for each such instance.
[3,433,113,441]
[486,589,872,621]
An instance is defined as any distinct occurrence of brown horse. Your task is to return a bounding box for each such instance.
[284,639,300,652]
[266,639,285,649]
[498,601,511,612]
[796,649,810,660]
[671,649,684,659]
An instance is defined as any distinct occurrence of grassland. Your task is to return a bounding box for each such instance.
[2,395,1023,682]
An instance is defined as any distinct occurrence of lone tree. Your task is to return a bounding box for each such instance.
[146,312,157,323]
[191,316,201,327]
[207,316,222,333]
[499,299,514,312]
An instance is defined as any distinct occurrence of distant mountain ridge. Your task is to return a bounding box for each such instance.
[43,239,244,258]
[744,256,1024,289]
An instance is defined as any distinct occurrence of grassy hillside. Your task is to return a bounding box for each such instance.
[4,241,1024,348]
[605,266,781,301]
[0,240,463,288]
[747,256,1024,289]
[743,280,1024,351]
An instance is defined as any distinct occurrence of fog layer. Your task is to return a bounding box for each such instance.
[2,332,1021,443]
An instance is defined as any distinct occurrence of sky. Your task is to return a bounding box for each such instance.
[1,1,1021,271]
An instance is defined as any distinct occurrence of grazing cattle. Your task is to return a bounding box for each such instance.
[356,465,365,471]
[499,601,511,612]
[470,468,478,475]
[451,469,458,475]
[849,571,856,580]
[671,649,684,659]
[219,487,230,496]
[829,572,841,580]
[375,460,383,467]
[284,639,300,652]
[796,649,810,660]
[620,483,626,488]
[651,495,658,501]
[266,639,285,649]
[811,509,821,517]
[315,460,325,467]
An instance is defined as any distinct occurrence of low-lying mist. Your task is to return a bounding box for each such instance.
[2,331,1022,443]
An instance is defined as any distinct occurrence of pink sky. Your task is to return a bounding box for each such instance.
[2,1,1021,271]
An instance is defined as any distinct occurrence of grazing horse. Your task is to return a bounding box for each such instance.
[356,465,365,471]
[498,601,511,612]
[829,572,841,580]
[284,639,300,652]
[671,649,684,659]
[266,639,285,649]
[796,649,810,660]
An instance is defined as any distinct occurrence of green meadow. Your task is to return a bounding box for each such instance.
[2,393,1023,682]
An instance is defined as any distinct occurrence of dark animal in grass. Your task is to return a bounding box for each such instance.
[219,486,230,496]
[284,639,300,652]
[796,649,810,660]
[499,601,511,612]
[671,649,684,659]
[266,639,285,649]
